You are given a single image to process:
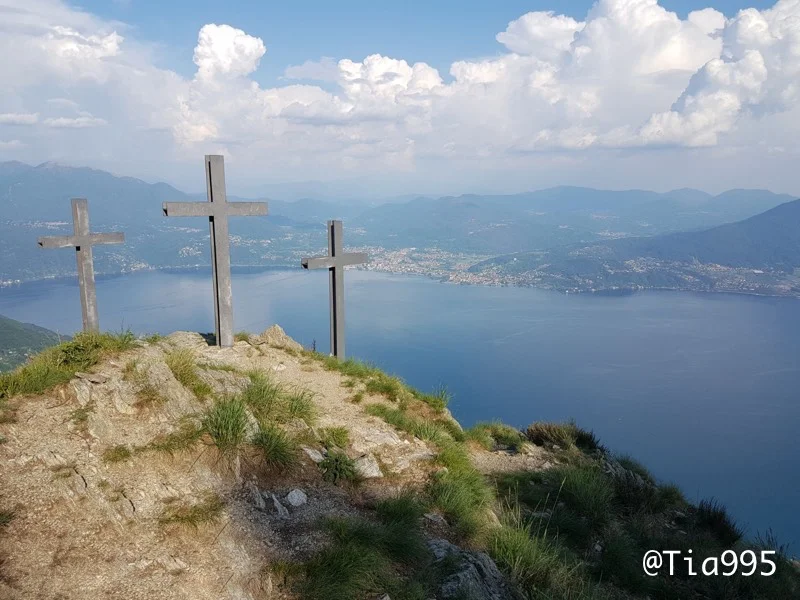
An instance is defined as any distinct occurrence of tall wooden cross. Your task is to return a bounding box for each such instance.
[302,220,368,359]
[163,155,268,347]
[38,198,125,332]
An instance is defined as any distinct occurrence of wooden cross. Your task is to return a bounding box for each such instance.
[163,155,268,347]
[302,220,368,359]
[38,198,125,332]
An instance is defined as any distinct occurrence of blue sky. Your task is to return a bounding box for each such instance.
[1,0,798,196]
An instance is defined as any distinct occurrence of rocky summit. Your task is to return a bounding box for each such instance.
[0,327,798,600]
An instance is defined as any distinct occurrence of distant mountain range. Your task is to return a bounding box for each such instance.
[0,314,64,371]
[0,160,798,294]
[473,199,800,295]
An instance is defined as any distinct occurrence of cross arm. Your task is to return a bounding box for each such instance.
[227,202,268,217]
[38,235,78,249]
[38,232,124,249]
[162,202,213,217]
[301,252,369,270]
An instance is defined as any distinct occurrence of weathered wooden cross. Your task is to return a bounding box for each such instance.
[302,220,368,359]
[38,198,125,332]
[163,155,268,347]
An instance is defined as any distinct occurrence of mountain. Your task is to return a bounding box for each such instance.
[0,160,795,283]
[351,186,795,254]
[1,328,797,598]
[473,199,800,295]
[0,314,65,371]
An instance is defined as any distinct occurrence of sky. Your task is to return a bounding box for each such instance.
[0,0,798,197]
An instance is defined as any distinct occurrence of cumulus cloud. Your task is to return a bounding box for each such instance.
[0,0,799,194]
[193,24,266,81]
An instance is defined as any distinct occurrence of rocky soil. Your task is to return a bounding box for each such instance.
[0,326,551,600]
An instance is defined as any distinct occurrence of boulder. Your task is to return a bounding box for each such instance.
[428,538,519,600]
[253,325,303,352]
[354,454,383,479]
[285,489,307,507]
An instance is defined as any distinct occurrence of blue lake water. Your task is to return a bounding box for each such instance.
[1,268,798,551]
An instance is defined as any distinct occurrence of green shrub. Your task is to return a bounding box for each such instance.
[320,450,360,485]
[202,398,249,455]
[526,420,601,452]
[251,425,298,470]
[551,465,614,527]
[489,522,562,591]
[697,498,743,546]
[469,421,525,451]
[234,331,251,343]
[319,426,350,449]
[242,373,315,425]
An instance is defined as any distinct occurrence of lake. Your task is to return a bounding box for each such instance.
[1,267,798,551]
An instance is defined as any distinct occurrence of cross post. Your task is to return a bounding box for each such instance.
[301,220,368,359]
[38,198,125,332]
[163,155,268,347]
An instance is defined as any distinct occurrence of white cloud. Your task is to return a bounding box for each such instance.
[0,0,798,194]
[43,115,107,128]
[0,139,23,149]
[193,24,266,82]
[0,113,39,125]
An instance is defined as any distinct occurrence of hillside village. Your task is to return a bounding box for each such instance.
[0,328,798,599]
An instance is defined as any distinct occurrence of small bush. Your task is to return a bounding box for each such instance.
[165,349,212,400]
[251,425,298,470]
[697,498,743,546]
[159,493,224,528]
[551,465,614,527]
[102,445,132,463]
[319,426,350,449]
[526,420,601,452]
[202,398,249,455]
[470,421,525,451]
[319,450,360,485]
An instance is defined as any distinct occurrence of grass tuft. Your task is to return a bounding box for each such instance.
[159,492,224,528]
[142,421,203,455]
[526,420,601,452]
[165,348,212,400]
[0,510,15,528]
[319,426,350,449]
[202,398,249,456]
[251,425,298,470]
[241,372,316,426]
[234,331,251,343]
[0,331,137,399]
[697,498,743,546]
[102,445,133,463]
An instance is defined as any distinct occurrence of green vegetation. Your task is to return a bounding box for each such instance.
[141,420,203,455]
[697,498,744,546]
[142,333,163,344]
[526,420,602,452]
[319,450,360,485]
[159,493,224,528]
[0,331,136,400]
[201,398,249,456]
[319,426,350,449]
[467,421,526,451]
[251,425,298,470]
[241,372,316,426]
[102,445,133,463]
[234,331,251,343]
[124,360,167,407]
[299,492,437,600]
[366,404,452,444]
[165,348,212,400]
